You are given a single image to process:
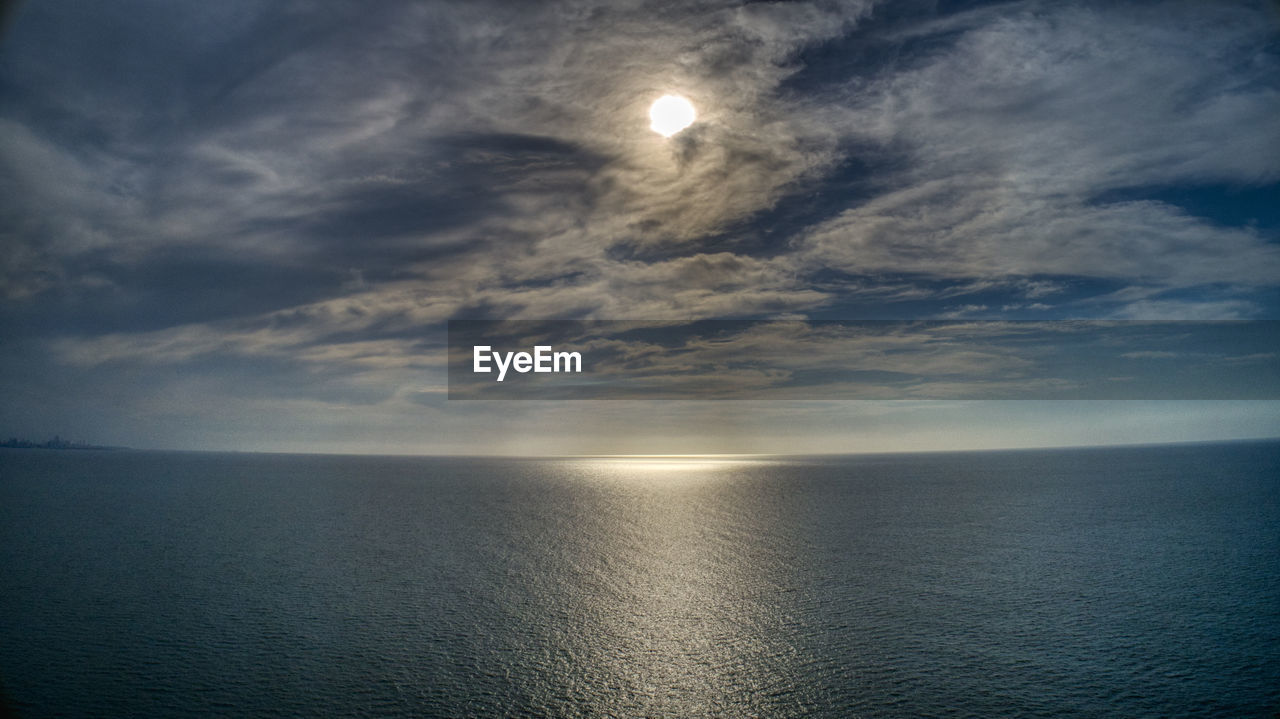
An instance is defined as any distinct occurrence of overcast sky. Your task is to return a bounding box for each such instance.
[2,0,1278,454]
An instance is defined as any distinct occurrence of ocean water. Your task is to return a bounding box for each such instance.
[1,442,1277,717]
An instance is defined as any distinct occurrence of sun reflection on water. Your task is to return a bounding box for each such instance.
[573,455,775,475]
[537,453,809,714]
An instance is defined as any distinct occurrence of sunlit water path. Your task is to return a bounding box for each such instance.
[2,442,1277,716]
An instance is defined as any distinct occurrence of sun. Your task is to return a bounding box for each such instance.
[649,94,696,137]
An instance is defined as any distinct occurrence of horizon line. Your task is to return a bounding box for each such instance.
[12,435,1276,460]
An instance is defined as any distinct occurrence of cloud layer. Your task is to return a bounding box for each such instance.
[2,0,1277,450]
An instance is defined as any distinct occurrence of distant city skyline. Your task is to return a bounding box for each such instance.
[1,0,1278,453]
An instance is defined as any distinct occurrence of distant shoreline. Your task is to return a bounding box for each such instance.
[0,438,126,451]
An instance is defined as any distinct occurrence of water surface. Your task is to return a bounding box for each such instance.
[2,442,1278,716]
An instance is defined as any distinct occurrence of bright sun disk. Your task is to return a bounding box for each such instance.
[649,94,696,137]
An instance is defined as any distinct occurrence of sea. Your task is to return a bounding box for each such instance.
[1,441,1277,717]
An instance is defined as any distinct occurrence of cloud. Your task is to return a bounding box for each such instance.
[2,0,882,327]
[2,0,1278,450]
[1105,298,1264,320]
[795,1,1280,309]
[7,0,1277,329]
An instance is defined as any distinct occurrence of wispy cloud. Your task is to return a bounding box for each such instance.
[2,0,1277,450]
[797,2,1279,306]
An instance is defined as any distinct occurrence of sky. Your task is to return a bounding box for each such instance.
[1,0,1278,454]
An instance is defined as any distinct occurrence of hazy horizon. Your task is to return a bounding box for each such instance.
[10,417,1278,458]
